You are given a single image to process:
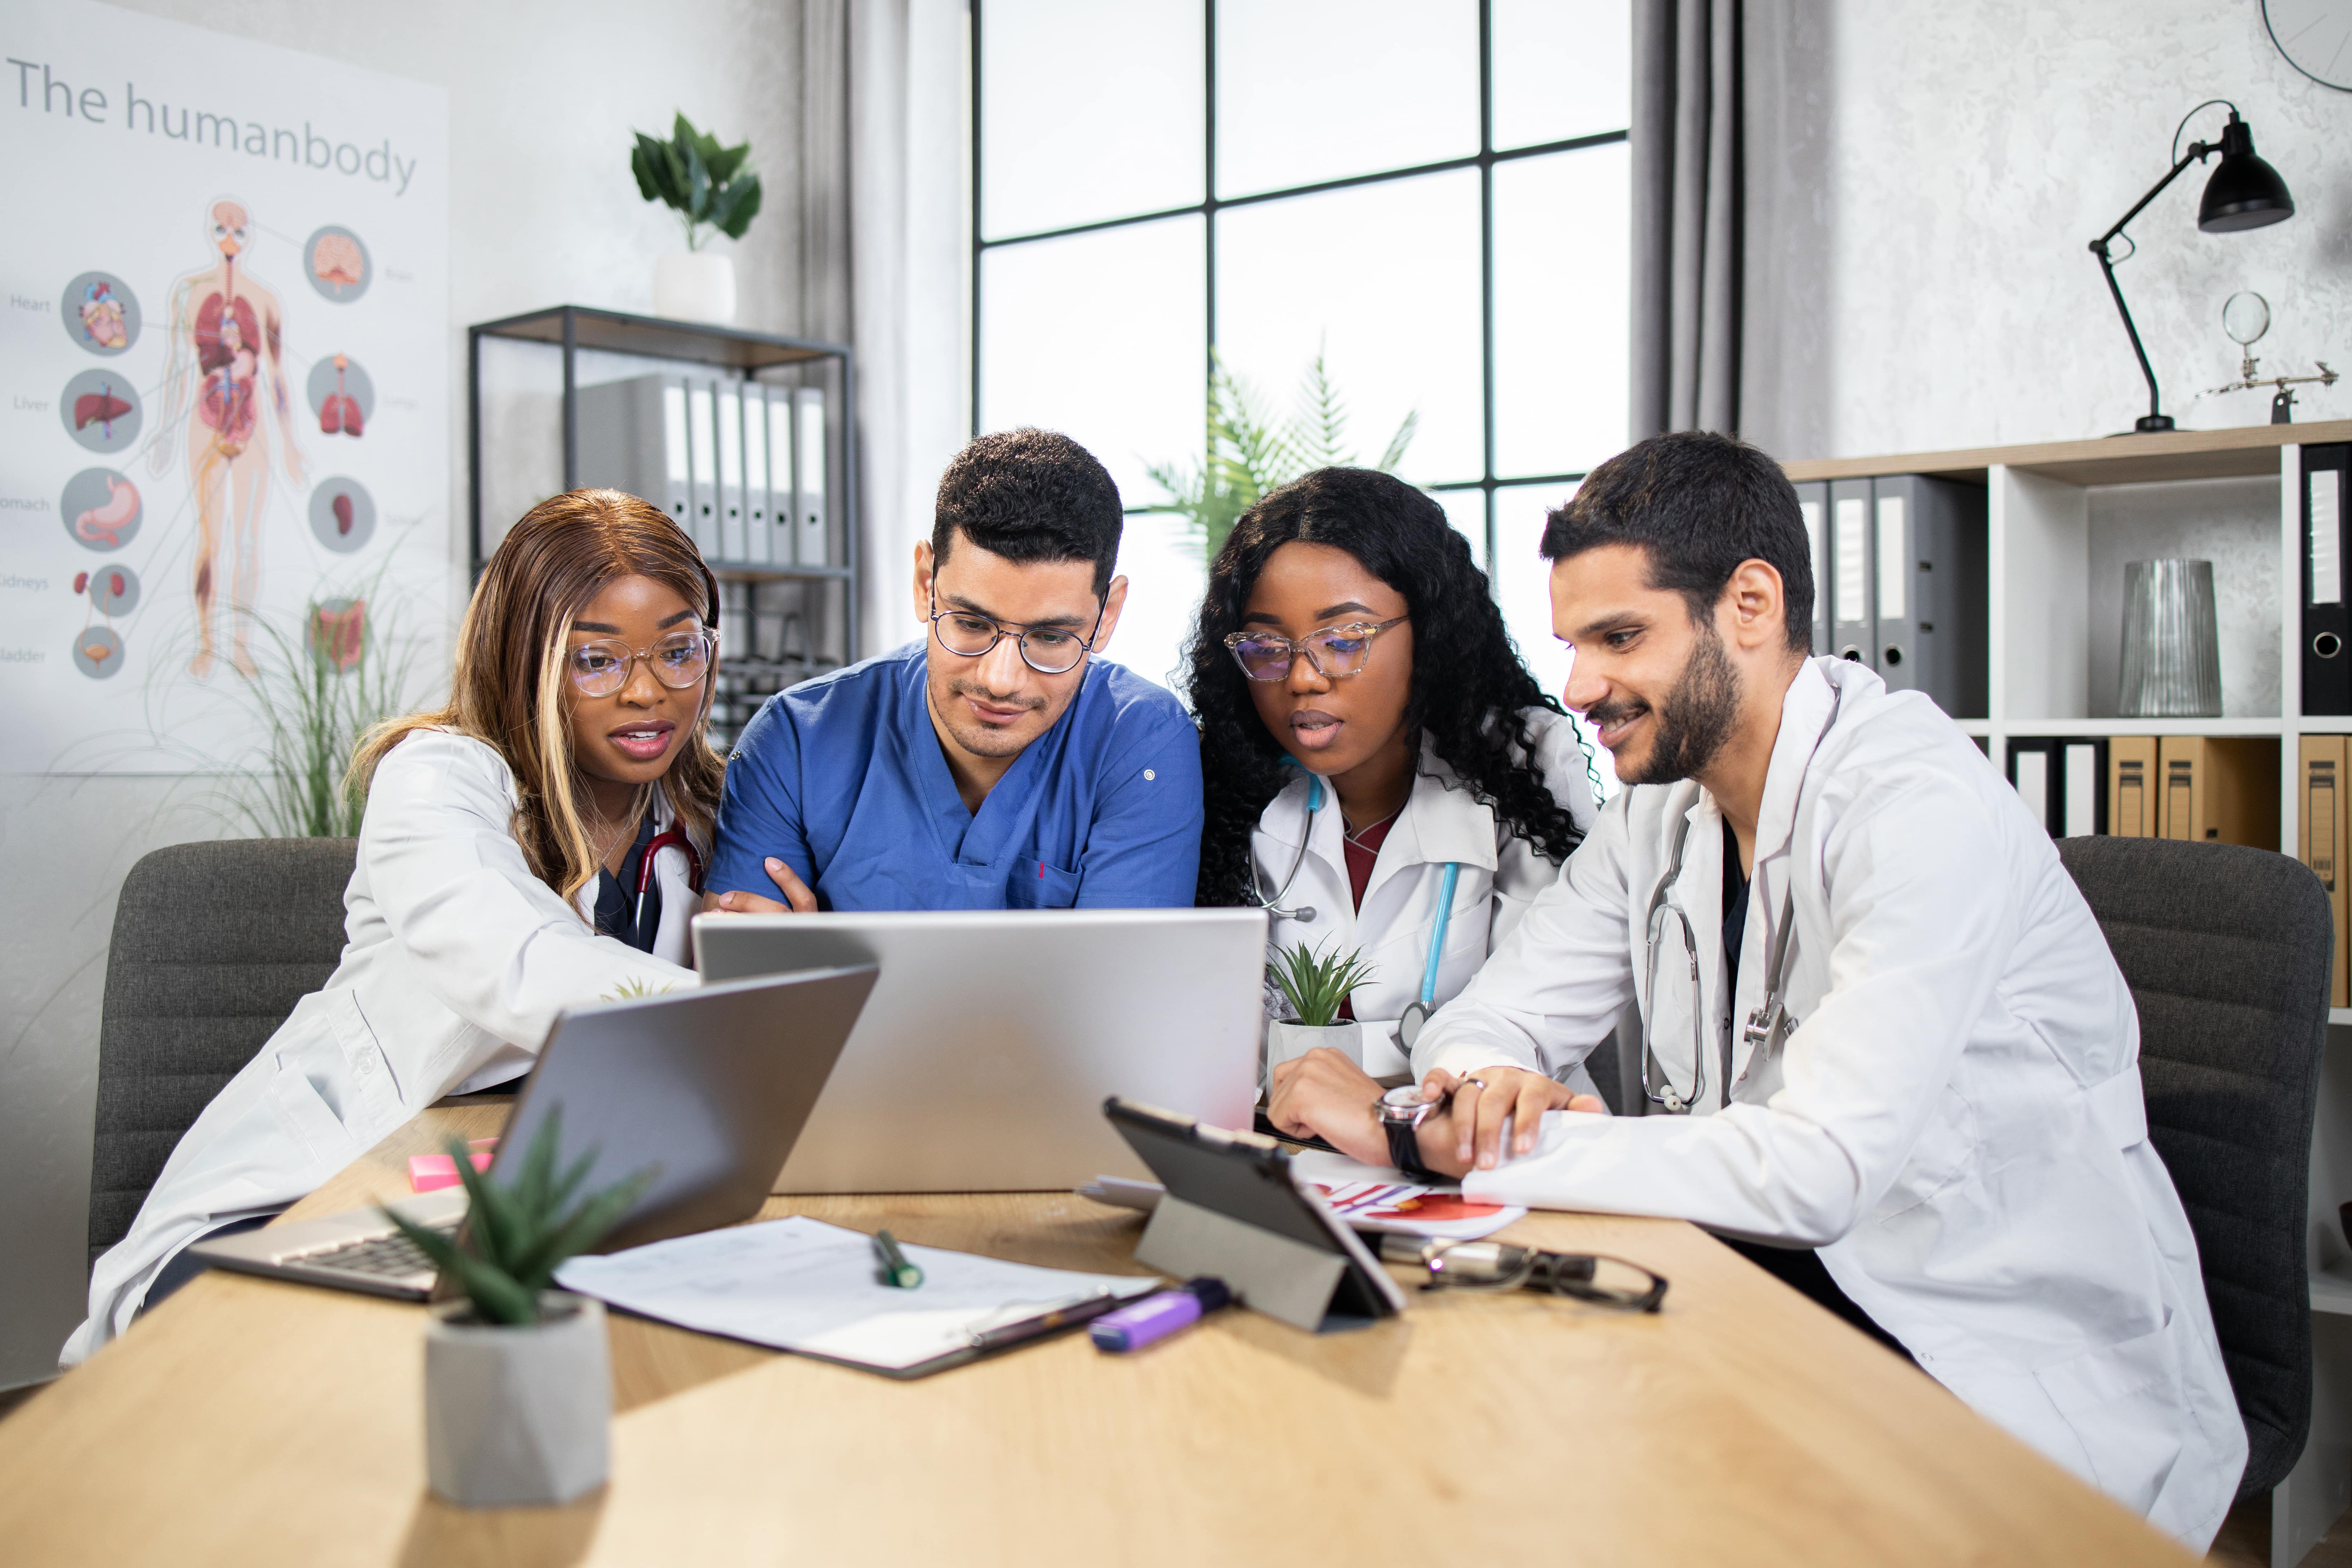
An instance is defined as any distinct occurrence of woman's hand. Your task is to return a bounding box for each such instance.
[1265,1047,1391,1167]
[1422,1065,1602,1171]
[698,856,818,915]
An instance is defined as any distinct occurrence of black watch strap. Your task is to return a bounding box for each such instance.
[1385,1114,1435,1179]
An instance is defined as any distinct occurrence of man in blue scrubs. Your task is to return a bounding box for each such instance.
[704,428,1203,911]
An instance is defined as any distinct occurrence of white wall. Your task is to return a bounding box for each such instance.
[0,0,808,1387]
[1753,0,2352,464]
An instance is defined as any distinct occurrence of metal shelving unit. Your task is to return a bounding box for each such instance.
[466,305,858,749]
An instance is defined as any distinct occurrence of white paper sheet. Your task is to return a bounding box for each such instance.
[1078,1151,1528,1242]
[1285,1150,1528,1240]
[555,1216,1158,1371]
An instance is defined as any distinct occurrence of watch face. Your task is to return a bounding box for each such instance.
[1381,1085,1433,1122]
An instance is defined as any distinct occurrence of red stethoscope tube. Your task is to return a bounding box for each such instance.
[631,823,704,938]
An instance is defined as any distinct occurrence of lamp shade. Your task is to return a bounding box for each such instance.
[2199,113,2294,232]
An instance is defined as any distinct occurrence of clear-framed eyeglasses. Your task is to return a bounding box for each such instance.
[1377,1235,1669,1312]
[567,629,716,697]
[927,589,1106,676]
[1223,617,1407,682]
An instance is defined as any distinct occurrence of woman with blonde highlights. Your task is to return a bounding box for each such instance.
[67,490,724,1364]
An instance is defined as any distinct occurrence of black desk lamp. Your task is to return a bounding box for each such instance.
[2089,101,2295,433]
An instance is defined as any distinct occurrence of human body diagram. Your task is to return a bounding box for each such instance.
[148,200,306,679]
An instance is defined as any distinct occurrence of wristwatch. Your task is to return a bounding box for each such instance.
[1378,1084,1447,1178]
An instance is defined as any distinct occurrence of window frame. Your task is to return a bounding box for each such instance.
[969,0,1629,573]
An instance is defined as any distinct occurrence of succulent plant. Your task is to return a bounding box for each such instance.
[383,1108,656,1327]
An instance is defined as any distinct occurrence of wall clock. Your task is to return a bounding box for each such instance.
[2265,0,2352,91]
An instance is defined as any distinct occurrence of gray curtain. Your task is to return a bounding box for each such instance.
[1631,0,1743,439]
[802,0,972,661]
[1631,1,1827,455]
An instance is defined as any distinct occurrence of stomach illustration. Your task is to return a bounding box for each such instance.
[74,475,140,547]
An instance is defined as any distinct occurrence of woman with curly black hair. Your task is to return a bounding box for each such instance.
[1187,466,1599,1089]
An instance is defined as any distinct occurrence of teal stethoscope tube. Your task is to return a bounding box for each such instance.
[1257,774,1461,1023]
[1417,861,1461,1012]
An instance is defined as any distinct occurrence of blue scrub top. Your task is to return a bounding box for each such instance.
[709,641,1204,910]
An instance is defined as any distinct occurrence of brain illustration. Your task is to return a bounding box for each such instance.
[312,233,365,289]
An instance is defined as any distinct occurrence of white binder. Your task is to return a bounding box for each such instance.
[1795,480,1829,656]
[795,386,828,568]
[686,381,719,559]
[716,385,746,564]
[1829,478,1872,664]
[740,384,771,565]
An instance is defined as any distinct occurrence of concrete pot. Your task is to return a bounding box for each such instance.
[653,251,736,324]
[425,1291,610,1508]
[1267,1019,1363,1076]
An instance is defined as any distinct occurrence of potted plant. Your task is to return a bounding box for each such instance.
[383,1110,654,1508]
[1266,941,1380,1075]
[629,112,763,324]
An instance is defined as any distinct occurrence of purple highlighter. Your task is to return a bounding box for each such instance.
[1090,1277,1233,1353]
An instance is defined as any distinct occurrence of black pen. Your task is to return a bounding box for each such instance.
[967,1293,1125,1353]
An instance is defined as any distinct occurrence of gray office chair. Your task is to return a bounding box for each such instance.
[2057,835,2331,1499]
[86,839,357,1275]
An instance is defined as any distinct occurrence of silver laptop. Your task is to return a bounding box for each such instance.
[190,965,877,1299]
[694,908,1266,1193]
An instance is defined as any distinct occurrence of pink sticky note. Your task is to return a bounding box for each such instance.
[408,1150,495,1192]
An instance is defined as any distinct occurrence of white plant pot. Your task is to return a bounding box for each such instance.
[653,251,737,324]
[425,1291,610,1508]
[1267,1019,1363,1076]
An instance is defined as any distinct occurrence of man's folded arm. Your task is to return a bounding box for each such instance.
[704,711,819,899]
[1464,774,2020,1244]
[1073,708,1205,908]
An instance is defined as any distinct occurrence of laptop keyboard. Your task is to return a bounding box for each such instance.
[286,1229,448,1279]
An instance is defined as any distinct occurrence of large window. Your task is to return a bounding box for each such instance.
[974,0,1630,702]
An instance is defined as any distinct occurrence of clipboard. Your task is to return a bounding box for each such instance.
[1104,1097,1406,1333]
[555,1216,1158,1379]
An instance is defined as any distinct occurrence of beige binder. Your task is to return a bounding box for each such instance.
[2155,736,2280,848]
[2300,735,2349,1009]
[2109,737,2159,838]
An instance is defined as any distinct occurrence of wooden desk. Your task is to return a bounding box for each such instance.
[0,1107,2194,1567]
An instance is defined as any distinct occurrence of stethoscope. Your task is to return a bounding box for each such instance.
[1639,687,1842,1114]
[1253,774,1462,1051]
[630,820,705,939]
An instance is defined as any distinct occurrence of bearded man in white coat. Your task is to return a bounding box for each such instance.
[1267,431,2245,1549]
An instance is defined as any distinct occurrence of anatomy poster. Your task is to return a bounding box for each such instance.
[0,0,447,772]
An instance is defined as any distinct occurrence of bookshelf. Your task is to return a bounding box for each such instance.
[1790,420,2352,1564]
[465,306,860,752]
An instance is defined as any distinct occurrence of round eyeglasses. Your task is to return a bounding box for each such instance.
[566,629,715,697]
[1224,616,1407,682]
[927,590,1105,676]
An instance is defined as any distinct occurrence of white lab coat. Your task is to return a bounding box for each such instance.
[1252,707,1600,1081]
[1415,658,2245,1550]
[63,729,699,1365]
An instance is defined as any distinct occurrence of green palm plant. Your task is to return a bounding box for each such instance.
[1147,350,1418,564]
[1269,940,1381,1029]
[383,1109,657,1327]
[630,112,763,251]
